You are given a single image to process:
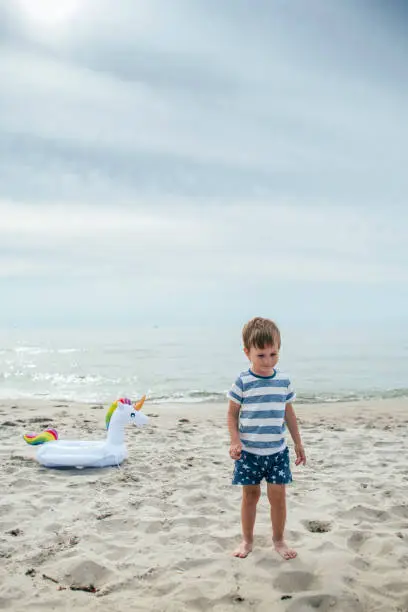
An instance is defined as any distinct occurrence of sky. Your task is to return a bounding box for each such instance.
[0,0,407,328]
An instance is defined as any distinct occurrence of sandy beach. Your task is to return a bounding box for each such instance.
[1,398,408,611]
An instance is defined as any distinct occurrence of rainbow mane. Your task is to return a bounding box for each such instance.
[23,428,58,446]
[105,401,118,430]
[105,397,132,430]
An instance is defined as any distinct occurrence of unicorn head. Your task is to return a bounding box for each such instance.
[105,396,148,430]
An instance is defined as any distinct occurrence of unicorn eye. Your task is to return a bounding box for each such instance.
[130,412,135,418]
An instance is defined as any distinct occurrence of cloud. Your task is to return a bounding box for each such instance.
[0,0,407,325]
[1,200,406,285]
[1,0,408,202]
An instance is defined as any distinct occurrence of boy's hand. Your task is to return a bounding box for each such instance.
[294,443,306,466]
[229,441,242,460]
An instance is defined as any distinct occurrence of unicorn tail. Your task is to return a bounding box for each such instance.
[23,428,58,445]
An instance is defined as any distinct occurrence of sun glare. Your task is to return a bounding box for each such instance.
[18,0,81,27]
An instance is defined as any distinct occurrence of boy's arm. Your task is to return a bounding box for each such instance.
[285,402,306,466]
[227,400,242,459]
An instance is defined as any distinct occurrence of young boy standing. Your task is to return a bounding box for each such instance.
[227,317,306,560]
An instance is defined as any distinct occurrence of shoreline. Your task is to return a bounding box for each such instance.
[1,388,407,407]
[1,394,407,421]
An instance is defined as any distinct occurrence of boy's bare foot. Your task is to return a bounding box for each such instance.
[274,539,297,560]
[233,540,253,558]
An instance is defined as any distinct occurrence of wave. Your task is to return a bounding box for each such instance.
[8,346,83,355]
[148,388,408,405]
[0,374,407,405]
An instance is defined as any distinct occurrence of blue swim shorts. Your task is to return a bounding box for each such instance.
[232,447,292,486]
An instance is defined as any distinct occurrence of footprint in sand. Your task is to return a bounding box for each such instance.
[55,557,113,590]
[390,504,408,519]
[273,570,317,593]
[341,505,389,523]
[347,530,371,552]
[350,556,371,571]
[287,593,363,612]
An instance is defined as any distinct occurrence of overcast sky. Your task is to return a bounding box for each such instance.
[0,0,407,328]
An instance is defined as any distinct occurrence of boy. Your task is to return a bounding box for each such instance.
[227,317,306,560]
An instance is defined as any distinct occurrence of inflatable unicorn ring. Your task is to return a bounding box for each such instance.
[23,397,148,469]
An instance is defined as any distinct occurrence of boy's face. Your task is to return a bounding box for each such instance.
[244,343,279,377]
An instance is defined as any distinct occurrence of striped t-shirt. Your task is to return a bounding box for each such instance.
[227,369,296,456]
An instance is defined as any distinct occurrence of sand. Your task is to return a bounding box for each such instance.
[1,397,408,612]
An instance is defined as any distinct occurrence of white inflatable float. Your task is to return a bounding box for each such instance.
[23,397,148,469]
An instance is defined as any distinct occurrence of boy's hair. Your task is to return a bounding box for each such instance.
[242,317,281,350]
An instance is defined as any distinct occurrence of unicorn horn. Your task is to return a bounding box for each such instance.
[134,395,146,411]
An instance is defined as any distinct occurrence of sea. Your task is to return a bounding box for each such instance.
[0,323,407,405]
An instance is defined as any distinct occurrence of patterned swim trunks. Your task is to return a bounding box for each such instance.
[232,447,292,486]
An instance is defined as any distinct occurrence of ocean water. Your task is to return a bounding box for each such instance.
[0,324,407,405]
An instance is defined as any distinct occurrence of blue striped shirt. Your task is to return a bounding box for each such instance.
[227,369,295,456]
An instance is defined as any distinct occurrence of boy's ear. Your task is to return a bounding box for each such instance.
[243,347,250,358]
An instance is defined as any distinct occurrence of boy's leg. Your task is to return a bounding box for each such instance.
[233,484,261,558]
[267,483,297,560]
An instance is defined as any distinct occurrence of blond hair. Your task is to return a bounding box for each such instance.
[242,317,281,350]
